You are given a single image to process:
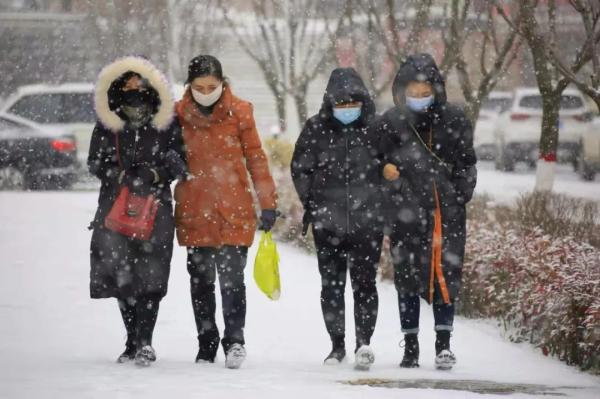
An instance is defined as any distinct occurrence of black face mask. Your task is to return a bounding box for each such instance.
[121,104,153,127]
[121,90,151,107]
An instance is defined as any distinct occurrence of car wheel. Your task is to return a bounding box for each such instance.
[571,145,581,172]
[0,167,26,190]
[494,146,505,170]
[578,158,596,181]
[500,148,515,172]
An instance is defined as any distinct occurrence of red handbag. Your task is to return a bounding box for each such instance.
[105,186,159,240]
[104,132,159,241]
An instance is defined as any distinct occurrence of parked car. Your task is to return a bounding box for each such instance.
[493,88,593,171]
[0,113,78,190]
[0,83,95,163]
[474,91,512,160]
[578,116,600,181]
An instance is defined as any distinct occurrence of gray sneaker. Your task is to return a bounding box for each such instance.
[225,344,246,369]
[134,345,156,367]
[354,345,375,371]
[435,349,457,370]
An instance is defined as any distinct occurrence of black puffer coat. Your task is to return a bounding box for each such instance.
[376,53,477,303]
[291,68,383,236]
[88,56,186,300]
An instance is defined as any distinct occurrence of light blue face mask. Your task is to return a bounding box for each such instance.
[333,107,362,125]
[406,95,434,112]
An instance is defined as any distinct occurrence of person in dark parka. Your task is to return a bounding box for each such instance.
[291,67,384,370]
[376,53,477,370]
[88,56,187,367]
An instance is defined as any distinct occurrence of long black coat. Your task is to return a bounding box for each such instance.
[377,53,477,303]
[291,68,384,237]
[88,56,186,300]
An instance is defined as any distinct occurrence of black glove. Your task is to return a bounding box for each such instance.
[302,209,312,236]
[119,166,158,195]
[259,209,278,232]
[165,149,187,181]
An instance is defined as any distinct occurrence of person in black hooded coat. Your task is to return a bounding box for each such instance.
[291,68,384,370]
[375,53,477,370]
[88,56,187,366]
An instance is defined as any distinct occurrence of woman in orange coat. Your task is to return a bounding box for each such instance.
[174,55,278,369]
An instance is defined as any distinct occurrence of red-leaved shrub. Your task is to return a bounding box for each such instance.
[462,222,600,372]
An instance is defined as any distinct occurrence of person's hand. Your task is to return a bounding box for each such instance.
[132,166,159,185]
[383,163,400,181]
[301,210,312,236]
[259,209,278,232]
[165,149,187,180]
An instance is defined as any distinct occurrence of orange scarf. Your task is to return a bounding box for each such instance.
[427,128,450,305]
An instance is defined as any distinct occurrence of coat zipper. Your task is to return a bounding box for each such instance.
[132,129,139,166]
[345,133,350,234]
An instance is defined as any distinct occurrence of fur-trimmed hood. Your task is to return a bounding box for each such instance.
[94,56,174,132]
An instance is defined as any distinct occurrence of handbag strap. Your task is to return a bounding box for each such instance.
[407,121,452,173]
[115,132,123,169]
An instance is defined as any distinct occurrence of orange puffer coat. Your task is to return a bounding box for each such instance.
[174,84,277,247]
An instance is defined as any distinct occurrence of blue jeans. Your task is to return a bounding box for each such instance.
[398,295,454,334]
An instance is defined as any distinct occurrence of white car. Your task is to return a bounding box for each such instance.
[474,91,513,160]
[578,116,600,181]
[0,83,95,163]
[493,88,592,171]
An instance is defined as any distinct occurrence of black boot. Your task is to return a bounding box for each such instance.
[195,336,219,364]
[400,333,419,368]
[435,331,456,370]
[117,299,137,363]
[324,337,346,365]
[435,331,451,353]
[117,338,137,363]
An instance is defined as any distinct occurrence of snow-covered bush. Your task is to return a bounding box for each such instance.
[514,192,600,248]
[462,201,600,372]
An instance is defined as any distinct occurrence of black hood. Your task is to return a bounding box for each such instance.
[319,67,376,125]
[391,53,447,108]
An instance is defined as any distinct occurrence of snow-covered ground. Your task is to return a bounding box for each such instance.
[475,161,600,203]
[0,191,599,399]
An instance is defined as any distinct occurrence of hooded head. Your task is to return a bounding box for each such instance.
[319,67,376,125]
[391,53,447,111]
[94,56,174,132]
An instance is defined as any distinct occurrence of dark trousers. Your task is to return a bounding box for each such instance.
[187,246,248,355]
[313,227,383,350]
[398,295,454,334]
[118,293,162,349]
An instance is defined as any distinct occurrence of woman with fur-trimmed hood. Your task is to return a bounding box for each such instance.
[88,56,187,367]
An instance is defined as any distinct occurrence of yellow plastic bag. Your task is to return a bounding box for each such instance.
[253,231,281,300]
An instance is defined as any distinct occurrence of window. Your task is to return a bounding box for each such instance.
[560,95,584,110]
[62,93,95,123]
[8,92,95,124]
[519,94,584,110]
[8,94,64,124]
[482,97,512,112]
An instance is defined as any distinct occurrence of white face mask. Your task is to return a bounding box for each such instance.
[191,84,223,107]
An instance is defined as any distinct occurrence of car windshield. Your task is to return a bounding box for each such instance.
[519,94,584,110]
[481,97,512,112]
[9,94,64,123]
[8,92,95,124]
[62,93,95,123]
